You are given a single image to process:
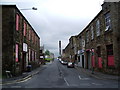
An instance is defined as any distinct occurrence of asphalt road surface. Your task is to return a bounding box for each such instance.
[2,59,119,88]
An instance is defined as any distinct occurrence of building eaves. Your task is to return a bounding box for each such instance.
[78,10,103,36]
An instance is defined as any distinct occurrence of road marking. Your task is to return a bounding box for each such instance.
[92,83,103,85]
[79,75,82,79]
[16,77,32,83]
[64,78,70,86]
[80,83,91,86]
[82,78,90,80]
[11,86,22,88]
[1,76,32,85]
[78,75,90,80]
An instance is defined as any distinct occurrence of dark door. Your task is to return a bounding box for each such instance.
[22,52,26,72]
[82,55,84,68]
[86,51,90,69]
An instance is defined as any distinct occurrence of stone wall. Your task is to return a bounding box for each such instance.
[63,2,120,75]
[2,5,40,76]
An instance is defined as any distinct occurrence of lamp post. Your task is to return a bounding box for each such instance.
[20,7,37,10]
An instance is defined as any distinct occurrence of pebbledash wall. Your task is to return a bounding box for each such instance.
[63,2,120,75]
[2,5,40,76]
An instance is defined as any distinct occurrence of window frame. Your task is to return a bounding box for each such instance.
[16,14,20,31]
[91,26,94,40]
[96,20,100,36]
[86,30,90,43]
[23,21,27,36]
[104,12,111,31]
[15,44,19,62]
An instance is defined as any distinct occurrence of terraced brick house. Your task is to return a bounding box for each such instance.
[63,2,120,75]
[2,5,40,76]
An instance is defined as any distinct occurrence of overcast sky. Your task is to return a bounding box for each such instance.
[1,0,104,57]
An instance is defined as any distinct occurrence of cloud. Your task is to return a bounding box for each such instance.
[1,0,104,57]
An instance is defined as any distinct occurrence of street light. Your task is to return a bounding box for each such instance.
[20,7,37,10]
[32,7,37,10]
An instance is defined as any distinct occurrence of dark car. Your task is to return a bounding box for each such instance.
[67,62,74,68]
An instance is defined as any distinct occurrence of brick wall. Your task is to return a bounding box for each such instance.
[2,6,15,75]
[63,2,120,75]
[2,5,40,76]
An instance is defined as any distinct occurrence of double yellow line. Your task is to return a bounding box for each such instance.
[0,75,32,85]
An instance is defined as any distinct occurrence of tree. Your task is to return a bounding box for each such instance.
[44,50,50,56]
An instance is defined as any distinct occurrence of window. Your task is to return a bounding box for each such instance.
[24,22,27,36]
[33,33,34,43]
[105,12,111,31]
[31,30,32,41]
[34,35,36,45]
[29,30,31,40]
[70,38,73,48]
[32,31,34,43]
[31,31,33,42]
[16,14,20,31]
[36,37,37,45]
[106,44,114,66]
[29,49,31,61]
[32,50,34,61]
[79,36,82,47]
[38,38,40,46]
[86,30,89,43]
[33,33,35,44]
[16,44,19,62]
[96,20,100,36]
[91,26,94,40]
[34,34,35,44]
[82,38,85,48]
[35,52,36,61]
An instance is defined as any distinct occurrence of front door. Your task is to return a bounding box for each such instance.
[22,52,26,72]
[82,55,84,68]
[86,51,91,69]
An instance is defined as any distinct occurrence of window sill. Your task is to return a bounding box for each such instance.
[104,29,113,34]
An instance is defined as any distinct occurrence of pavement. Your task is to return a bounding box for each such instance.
[0,63,119,85]
[0,65,45,85]
[75,65,119,81]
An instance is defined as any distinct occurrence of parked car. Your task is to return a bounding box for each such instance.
[61,60,68,65]
[58,58,62,62]
[67,62,74,68]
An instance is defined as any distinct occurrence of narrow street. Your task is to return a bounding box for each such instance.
[2,59,118,88]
